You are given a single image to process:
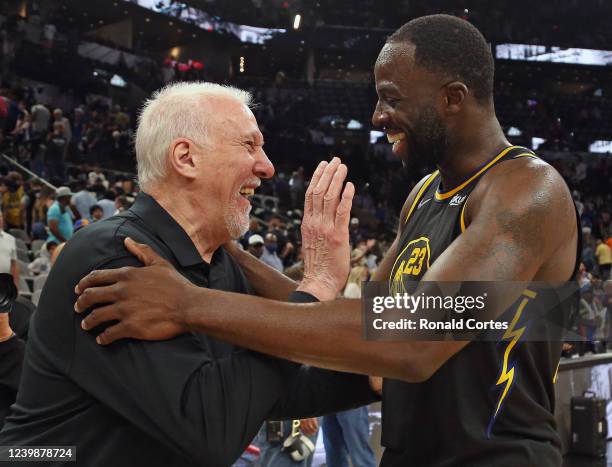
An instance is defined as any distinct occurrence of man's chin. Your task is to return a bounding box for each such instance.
[391,138,409,161]
[225,211,251,240]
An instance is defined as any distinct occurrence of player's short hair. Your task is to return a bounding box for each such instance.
[135,82,252,189]
[387,14,494,103]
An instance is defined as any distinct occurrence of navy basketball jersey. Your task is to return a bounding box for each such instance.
[380,146,577,467]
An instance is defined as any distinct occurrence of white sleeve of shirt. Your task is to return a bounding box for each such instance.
[10,236,17,261]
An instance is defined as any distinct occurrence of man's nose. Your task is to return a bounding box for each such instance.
[254,148,275,179]
[371,101,389,128]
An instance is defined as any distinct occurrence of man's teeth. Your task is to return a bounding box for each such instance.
[240,188,255,196]
[387,132,406,144]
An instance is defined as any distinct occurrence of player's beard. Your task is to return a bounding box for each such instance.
[224,195,252,239]
[409,105,449,169]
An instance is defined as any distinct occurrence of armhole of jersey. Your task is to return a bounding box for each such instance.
[404,170,439,225]
[459,149,537,233]
[460,197,469,233]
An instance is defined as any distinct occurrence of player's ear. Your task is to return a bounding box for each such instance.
[443,82,468,114]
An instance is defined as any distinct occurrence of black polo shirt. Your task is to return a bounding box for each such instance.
[0,193,376,467]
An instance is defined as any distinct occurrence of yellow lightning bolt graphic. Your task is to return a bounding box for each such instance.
[493,289,537,418]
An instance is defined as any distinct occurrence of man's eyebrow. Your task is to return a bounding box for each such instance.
[376,83,400,94]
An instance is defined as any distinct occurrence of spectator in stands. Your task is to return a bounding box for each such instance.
[596,238,612,279]
[578,284,607,354]
[88,166,108,189]
[30,102,50,140]
[30,185,54,240]
[247,234,265,258]
[349,217,364,245]
[241,218,262,248]
[27,240,57,276]
[46,186,74,244]
[114,195,131,215]
[261,232,283,272]
[71,180,96,219]
[52,109,71,152]
[342,264,369,299]
[97,190,116,219]
[0,212,19,290]
[88,204,103,223]
[45,121,67,182]
[1,172,24,230]
[289,166,305,208]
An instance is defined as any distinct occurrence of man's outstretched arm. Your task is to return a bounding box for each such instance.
[74,158,577,382]
[224,240,298,300]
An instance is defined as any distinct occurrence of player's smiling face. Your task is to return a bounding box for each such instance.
[372,41,449,167]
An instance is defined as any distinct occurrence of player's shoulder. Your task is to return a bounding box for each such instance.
[479,152,572,205]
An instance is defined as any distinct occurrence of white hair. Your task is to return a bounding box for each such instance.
[135,81,253,189]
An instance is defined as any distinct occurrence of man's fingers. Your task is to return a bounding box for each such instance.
[80,305,119,331]
[304,161,328,220]
[75,284,121,313]
[313,157,341,218]
[74,268,131,296]
[322,164,348,223]
[124,237,168,266]
[96,323,129,345]
[335,181,355,231]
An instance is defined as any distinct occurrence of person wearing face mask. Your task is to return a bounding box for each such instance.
[260,232,284,272]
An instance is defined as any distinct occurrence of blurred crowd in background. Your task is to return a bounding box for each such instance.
[0,1,611,465]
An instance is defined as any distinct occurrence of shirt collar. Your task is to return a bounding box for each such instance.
[128,192,205,268]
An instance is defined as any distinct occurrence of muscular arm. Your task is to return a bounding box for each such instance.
[224,241,297,300]
[174,160,576,381]
[77,160,577,383]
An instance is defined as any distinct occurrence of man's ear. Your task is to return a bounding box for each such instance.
[168,138,199,180]
[443,82,468,115]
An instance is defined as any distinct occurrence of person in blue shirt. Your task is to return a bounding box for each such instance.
[46,187,74,244]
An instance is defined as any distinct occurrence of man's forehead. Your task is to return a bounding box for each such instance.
[375,42,415,69]
[209,99,261,137]
[374,41,417,84]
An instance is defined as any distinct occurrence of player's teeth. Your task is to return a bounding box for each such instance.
[387,132,406,144]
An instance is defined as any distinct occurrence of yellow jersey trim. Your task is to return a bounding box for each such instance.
[459,150,536,233]
[460,201,468,233]
[435,145,521,200]
[404,171,440,224]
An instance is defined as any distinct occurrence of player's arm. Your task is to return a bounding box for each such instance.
[223,240,298,300]
[73,160,575,382]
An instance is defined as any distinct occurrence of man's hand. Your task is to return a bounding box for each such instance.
[299,418,319,437]
[74,238,198,345]
[298,157,355,301]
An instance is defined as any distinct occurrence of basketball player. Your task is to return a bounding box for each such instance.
[74,15,579,466]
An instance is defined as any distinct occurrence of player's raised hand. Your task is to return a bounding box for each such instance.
[299,157,355,300]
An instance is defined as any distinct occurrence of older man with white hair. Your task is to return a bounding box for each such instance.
[0,82,376,467]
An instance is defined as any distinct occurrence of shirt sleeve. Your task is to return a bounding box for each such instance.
[9,238,16,262]
[268,366,379,421]
[68,256,304,467]
[46,204,60,222]
[264,290,378,420]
